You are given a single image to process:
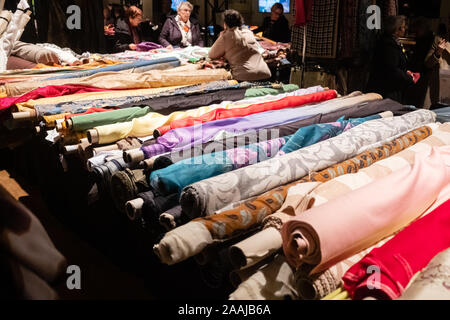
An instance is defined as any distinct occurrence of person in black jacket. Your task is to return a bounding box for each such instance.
[366,15,417,103]
[253,3,290,43]
[114,6,144,52]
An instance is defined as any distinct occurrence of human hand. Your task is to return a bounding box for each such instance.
[436,39,447,57]
[36,50,60,65]
[407,70,420,84]
[166,45,173,50]
[129,44,137,50]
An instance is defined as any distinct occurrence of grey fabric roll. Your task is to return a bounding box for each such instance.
[180,110,436,218]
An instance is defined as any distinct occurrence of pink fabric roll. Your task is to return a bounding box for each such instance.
[342,198,450,300]
[281,146,450,274]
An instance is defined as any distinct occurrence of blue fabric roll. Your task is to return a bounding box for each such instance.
[42,57,181,80]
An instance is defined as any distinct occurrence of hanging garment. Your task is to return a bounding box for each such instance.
[295,0,314,26]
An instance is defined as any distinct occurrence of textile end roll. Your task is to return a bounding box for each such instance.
[159,212,177,231]
[93,144,119,155]
[228,246,247,269]
[56,122,63,131]
[125,198,144,221]
[64,144,79,155]
[12,110,37,121]
[35,126,40,133]
[87,129,99,144]
[124,150,145,164]
[153,129,162,138]
[142,155,159,170]
[66,119,73,130]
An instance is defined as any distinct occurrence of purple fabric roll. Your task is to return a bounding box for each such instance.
[140,108,316,159]
[137,41,164,51]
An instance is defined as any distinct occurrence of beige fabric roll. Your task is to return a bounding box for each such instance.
[229,254,298,300]
[399,248,450,300]
[6,68,232,96]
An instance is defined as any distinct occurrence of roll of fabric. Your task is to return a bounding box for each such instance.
[137,190,179,229]
[153,118,435,266]
[0,84,108,112]
[151,114,323,170]
[42,57,181,80]
[228,254,298,300]
[141,93,382,159]
[5,68,232,97]
[342,197,450,300]
[149,136,290,196]
[95,86,325,145]
[276,114,382,156]
[110,168,149,213]
[70,107,151,132]
[155,90,338,136]
[281,146,450,274]
[243,84,300,98]
[180,109,435,218]
[158,205,185,231]
[236,124,450,300]
[231,123,447,298]
[399,248,450,300]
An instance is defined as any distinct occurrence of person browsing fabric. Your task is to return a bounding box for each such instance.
[158,1,203,49]
[208,9,271,81]
[114,6,144,52]
[366,15,419,103]
[253,3,291,43]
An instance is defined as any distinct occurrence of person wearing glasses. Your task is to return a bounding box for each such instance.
[159,1,204,49]
[253,3,290,43]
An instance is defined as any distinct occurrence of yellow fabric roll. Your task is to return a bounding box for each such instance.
[95,102,252,144]
[6,68,232,96]
[43,113,70,127]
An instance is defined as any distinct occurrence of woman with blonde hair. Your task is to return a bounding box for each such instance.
[208,9,271,81]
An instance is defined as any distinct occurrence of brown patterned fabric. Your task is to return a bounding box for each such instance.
[193,126,432,240]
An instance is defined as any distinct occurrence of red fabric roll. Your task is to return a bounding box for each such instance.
[0,85,109,112]
[295,0,314,26]
[64,107,115,120]
[343,199,450,300]
[156,89,337,136]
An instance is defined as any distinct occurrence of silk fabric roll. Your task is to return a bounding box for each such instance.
[155,90,338,136]
[180,110,435,218]
[281,146,450,274]
[342,196,450,300]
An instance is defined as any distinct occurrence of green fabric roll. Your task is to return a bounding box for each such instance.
[244,84,299,98]
[71,107,151,131]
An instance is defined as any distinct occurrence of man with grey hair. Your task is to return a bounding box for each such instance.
[366,15,418,103]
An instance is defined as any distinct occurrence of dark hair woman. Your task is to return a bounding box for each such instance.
[208,9,271,81]
[114,5,144,52]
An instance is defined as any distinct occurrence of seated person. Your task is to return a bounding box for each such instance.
[253,3,290,43]
[114,6,144,52]
[158,1,203,49]
[209,9,271,81]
